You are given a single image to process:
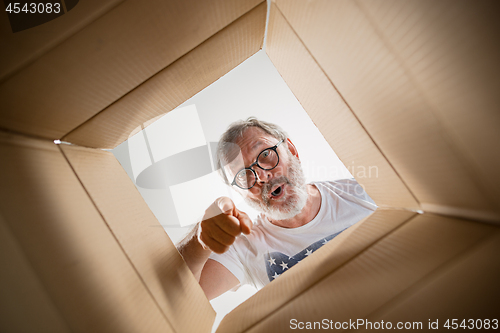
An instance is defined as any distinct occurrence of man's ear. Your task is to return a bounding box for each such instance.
[286,138,299,160]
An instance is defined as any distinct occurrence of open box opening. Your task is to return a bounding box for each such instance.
[1,0,499,332]
[111,49,362,330]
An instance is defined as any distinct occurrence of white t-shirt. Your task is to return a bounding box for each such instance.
[209,179,377,289]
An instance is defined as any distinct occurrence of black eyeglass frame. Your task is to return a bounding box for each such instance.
[230,139,284,190]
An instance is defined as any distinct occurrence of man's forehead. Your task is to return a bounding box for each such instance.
[237,137,265,153]
[235,127,275,154]
[221,127,277,175]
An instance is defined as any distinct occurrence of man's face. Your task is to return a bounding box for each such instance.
[223,127,308,221]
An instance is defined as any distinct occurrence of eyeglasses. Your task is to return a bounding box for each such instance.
[231,139,284,190]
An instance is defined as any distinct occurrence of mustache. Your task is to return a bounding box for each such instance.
[261,176,292,203]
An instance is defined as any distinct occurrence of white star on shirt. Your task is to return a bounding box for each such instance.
[272,272,280,280]
[305,249,313,256]
[268,257,276,266]
[288,256,294,260]
[322,239,328,245]
[280,261,289,271]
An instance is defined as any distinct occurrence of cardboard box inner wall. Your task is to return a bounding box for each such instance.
[1,0,499,332]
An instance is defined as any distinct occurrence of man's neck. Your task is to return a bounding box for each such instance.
[268,184,321,228]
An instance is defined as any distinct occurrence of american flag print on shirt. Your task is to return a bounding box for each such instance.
[264,230,345,282]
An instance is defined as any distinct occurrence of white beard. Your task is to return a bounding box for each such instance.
[244,151,308,221]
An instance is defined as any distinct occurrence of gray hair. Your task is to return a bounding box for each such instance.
[216,117,289,185]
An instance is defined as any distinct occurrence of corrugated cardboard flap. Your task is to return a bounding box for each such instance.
[60,144,215,333]
[0,0,264,142]
[64,1,267,149]
[268,0,500,222]
[0,131,174,332]
[266,2,419,210]
[0,213,70,333]
[0,0,124,82]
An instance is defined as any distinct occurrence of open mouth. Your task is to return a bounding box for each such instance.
[270,184,285,199]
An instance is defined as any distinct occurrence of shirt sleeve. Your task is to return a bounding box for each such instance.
[208,240,247,286]
[327,178,378,210]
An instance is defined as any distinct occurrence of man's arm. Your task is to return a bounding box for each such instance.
[176,223,212,282]
[199,259,240,300]
[176,197,252,299]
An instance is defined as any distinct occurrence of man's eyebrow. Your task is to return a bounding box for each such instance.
[235,141,264,169]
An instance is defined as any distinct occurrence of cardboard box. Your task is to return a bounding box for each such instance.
[1,0,499,332]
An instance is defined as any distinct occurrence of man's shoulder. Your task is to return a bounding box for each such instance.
[312,178,377,208]
[312,178,361,194]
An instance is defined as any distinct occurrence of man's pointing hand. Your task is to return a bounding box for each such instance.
[198,197,252,254]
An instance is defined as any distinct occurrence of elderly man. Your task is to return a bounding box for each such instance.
[177,118,376,300]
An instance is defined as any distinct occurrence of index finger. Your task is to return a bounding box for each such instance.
[216,197,236,216]
[203,197,233,221]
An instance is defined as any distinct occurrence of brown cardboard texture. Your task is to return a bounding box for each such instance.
[269,0,500,221]
[1,0,499,332]
[0,132,176,332]
[0,0,264,140]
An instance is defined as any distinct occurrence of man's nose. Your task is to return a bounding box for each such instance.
[254,167,272,184]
